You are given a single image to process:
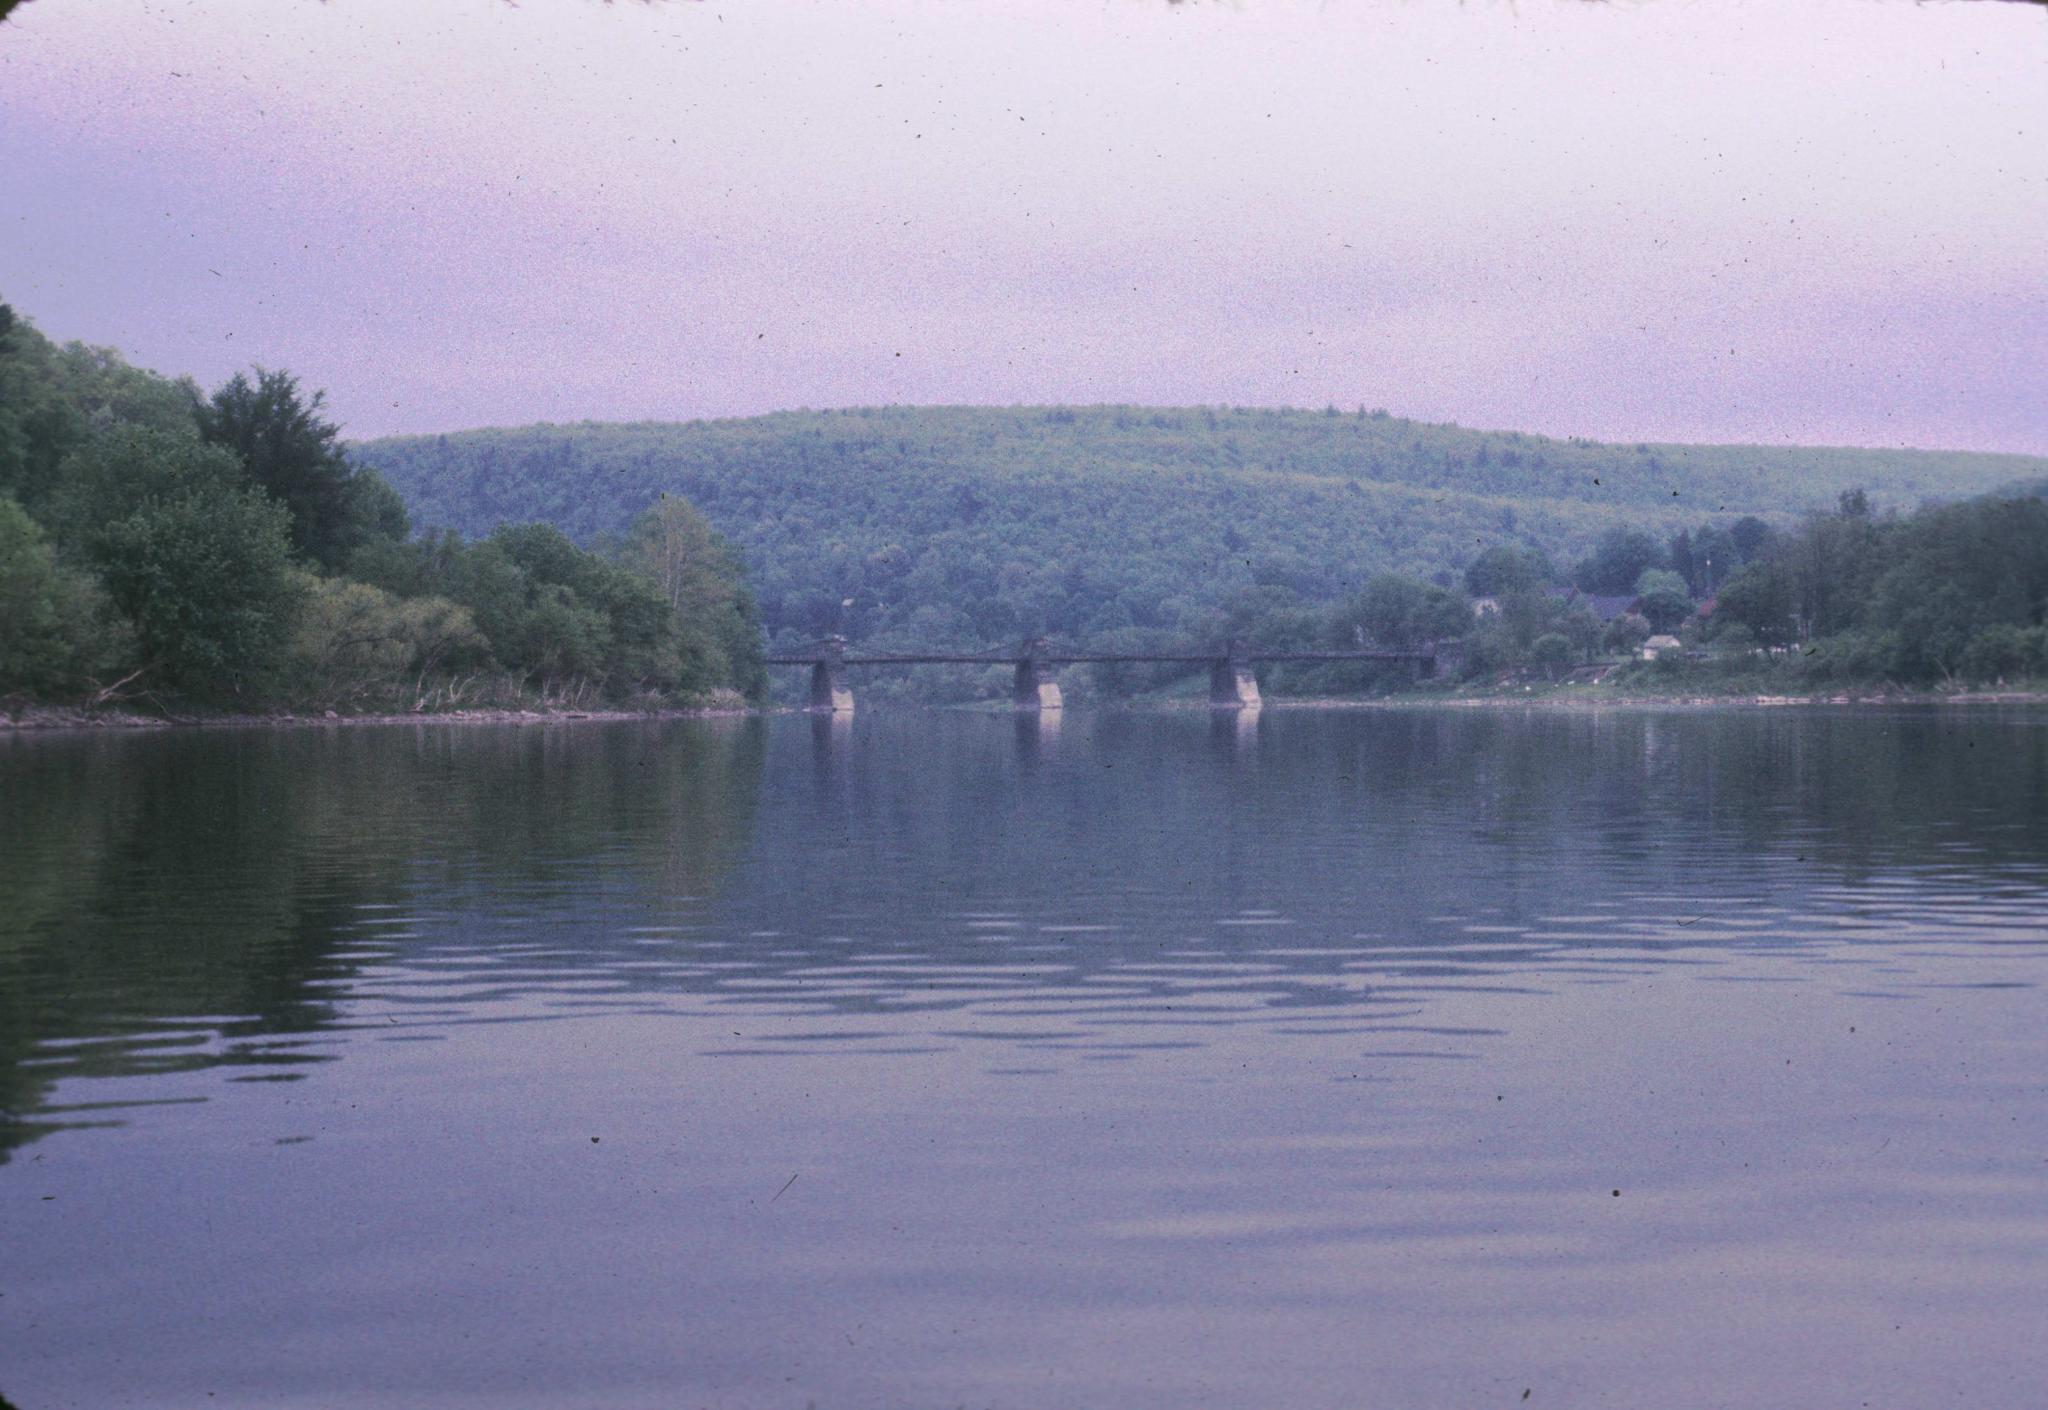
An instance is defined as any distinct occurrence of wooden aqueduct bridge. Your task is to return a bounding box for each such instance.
[765,636,1452,711]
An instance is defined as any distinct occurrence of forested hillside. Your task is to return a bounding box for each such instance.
[355,407,2041,654]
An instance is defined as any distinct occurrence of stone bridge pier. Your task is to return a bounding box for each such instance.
[1013,637,1063,712]
[1209,641,1261,708]
[808,635,855,713]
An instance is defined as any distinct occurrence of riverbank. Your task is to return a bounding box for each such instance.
[11,681,2048,732]
[1244,676,2048,710]
[0,701,759,732]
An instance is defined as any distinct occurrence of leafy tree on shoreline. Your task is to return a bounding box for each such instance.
[1462,544,1555,598]
[1,302,767,711]
[1331,574,1471,652]
[198,368,408,570]
[56,427,303,693]
[0,496,118,695]
[1574,528,1665,596]
[287,576,490,705]
[1633,569,1694,633]
[621,494,767,701]
[1693,490,2048,686]
[0,303,201,516]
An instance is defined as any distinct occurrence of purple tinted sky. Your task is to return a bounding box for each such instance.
[3,0,2044,451]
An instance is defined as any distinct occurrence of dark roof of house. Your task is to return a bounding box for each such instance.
[1545,586,1640,622]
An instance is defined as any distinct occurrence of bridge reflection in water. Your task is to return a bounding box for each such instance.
[764,634,1451,712]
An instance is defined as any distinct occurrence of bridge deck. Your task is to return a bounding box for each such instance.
[766,650,1433,666]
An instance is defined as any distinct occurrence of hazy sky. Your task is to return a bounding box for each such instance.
[3,0,2044,451]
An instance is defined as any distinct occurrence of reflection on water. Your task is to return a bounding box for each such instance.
[0,720,764,1155]
[2,707,2046,1409]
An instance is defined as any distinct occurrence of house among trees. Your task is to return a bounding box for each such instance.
[1642,634,1683,660]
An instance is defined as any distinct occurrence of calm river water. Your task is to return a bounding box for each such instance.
[2,707,2045,1409]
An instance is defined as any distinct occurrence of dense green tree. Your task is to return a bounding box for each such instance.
[491,522,681,691]
[1332,574,1471,651]
[288,575,489,705]
[0,495,117,695]
[1864,496,2048,682]
[1713,556,1798,646]
[1683,522,1740,595]
[1728,515,1774,563]
[1633,568,1695,632]
[1785,502,1887,640]
[56,428,303,692]
[1962,624,2046,682]
[1530,632,1574,679]
[1462,544,1554,598]
[1603,612,1653,655]
[622,495,767,700]
[0,304,201,514]
[1703,491,2048,684]
[1573,528,1665,595]
[343,466,411,545]
[1457,584,1597,679]
[198,368,401,569]
[346,516,756,700]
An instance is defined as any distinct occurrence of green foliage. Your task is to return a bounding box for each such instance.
[1700,492,2048,686]
[1708,622,1758,656]
[349,517,756,701]
[198,368,405,570]
[492,522,679,694]
[288,575,490,705]
[1530,632,1574,676]
[46,423,245,544]
[1574,528,1665,595]
[0,304,201,514]
[0,297,765,709]
[1633,568,1695,632]
[47,425,307,693]
[1463,544,1554,598]
[353,409,2039,676]
[1330,574,1471,651]
[1962,624,2046,682]
[621,495,767,700]
[1728,516,1773,562]
[1602,612,1652,655]
[1712,557,1797,646]
[344,467,412,546]
[9,291,2044,708]
[0,496,118,695]
[1441,580,1606,682]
